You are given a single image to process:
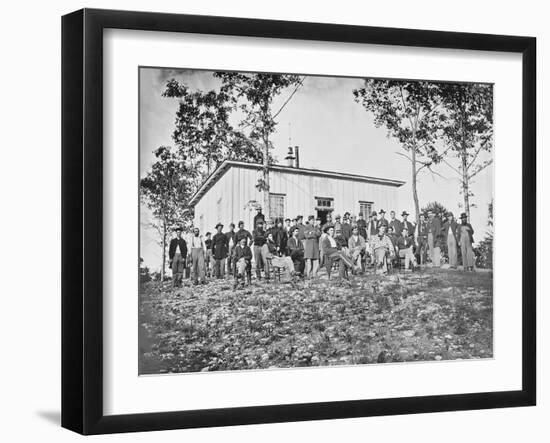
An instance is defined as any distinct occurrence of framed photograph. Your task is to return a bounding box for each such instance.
[62,8,536,435]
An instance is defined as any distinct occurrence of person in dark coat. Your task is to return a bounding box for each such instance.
[397,226,418,270]
[401,211,415,240]
[389,210,403,236]
[204,232,213,277]
[253,207,265,228]
[442,212,460,268]
[252,220,268,279]
[303,216,321,278]
[415,213,429,265]
[377,209,389,230]
[212,223,229,278]
[287,227,305,275]
[272,220,288,255]
[356,212,367,239]
[321,226,358,278]
[295,215,307,241]
[367,211,378,240]
[233,237,252,287]
[168,227,187,289]
[341,214,353,241]
[235,220,252,246]
[427,209,442,267]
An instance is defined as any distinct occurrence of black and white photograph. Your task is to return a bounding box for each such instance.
[138,68,494,375]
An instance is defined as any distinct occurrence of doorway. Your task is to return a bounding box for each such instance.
[316,209,331,225]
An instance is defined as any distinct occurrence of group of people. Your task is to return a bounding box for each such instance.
[168,206,476,288]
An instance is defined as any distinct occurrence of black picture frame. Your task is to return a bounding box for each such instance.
[61,8,536,435]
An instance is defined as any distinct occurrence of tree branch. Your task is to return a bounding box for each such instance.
[395,151,412,162]
[272,76,306,120]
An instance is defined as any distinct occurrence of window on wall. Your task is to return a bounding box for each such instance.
[269,193,285,225]
[315,197,333,209]
[359,201,374,218]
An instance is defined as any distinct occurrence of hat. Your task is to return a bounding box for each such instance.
[285,218,291,222]
[238,220,244,226]
[379,209,386,214]
[401,211,409,217]
[308,215,315,220]
[174,226,183,232]
[296,215,303,220]
[344,212,350,217]
[371,211,377,217]
[460,212,468,220]
[215,222,224,229]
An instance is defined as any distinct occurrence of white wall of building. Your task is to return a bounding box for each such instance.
[193,165,401,231]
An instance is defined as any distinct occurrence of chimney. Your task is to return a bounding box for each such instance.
[294,145,300,168]
[284,146,295,167]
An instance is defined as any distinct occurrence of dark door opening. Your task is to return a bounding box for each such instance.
[316,209,330,225]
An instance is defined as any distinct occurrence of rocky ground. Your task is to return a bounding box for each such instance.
[139,268,493,374]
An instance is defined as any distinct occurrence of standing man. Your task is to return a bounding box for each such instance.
[415,213,429,265]
[212,223,229,278]
[367,211,378,240]
[189,227,207,285]
[356,212,367,239]
[273,219,288,256]
[389,210,403,236]
[427,209,442,267]
[401,211,415,239]
[458,213,475,271]
[333,214,343,238]
[295,215,307,241]
[253,206,265,229]
[225,223,237,276]
[235,220,253,246]
[252,220,268,280]
[204,232,213,278]
[443,212,459,268]
[341,213,353,242]
[303,216,321,278]
[377,209,389,230]
[284,218,292,236]
[168,227,187,289]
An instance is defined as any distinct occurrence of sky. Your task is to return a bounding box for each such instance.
[139,67,493,271]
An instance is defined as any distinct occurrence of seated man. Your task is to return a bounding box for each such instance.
[264,233,296,281]
[370,225,395,274]
[322,226,360,278]
[287,227,305,275]
[397,226,418,271]
[233,237,252,287]
[347,226,366,268]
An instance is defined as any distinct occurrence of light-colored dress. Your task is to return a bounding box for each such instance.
[459,224,475,268]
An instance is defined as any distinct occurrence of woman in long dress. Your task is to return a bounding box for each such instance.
[458,213,475,271]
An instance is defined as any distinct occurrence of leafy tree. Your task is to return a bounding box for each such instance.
[440,83,493,218]
[420,201,449,218]
[162,79,260,190]
[140,146,193,280]
[353,80,447,222]
[214,72,304,221]
[474,200,494,269]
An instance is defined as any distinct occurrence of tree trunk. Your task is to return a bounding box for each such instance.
[411,147,420,224]
[460,104,470,220]
[160,218,167,282]
[263,135,270,222]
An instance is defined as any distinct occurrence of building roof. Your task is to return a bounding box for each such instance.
[188,160,405,207]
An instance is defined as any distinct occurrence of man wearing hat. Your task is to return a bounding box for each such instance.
[427,209,442,267]
[367,211,378,241]
[212,223,229,279]
[295,215,307,241]
[458,213,475,271]
[401,211,415,240]
[225,223,237,276]
[168,227,187,289]
[356,212,367,239]
[415,213,429,265]
[253,206,265,229]
[389,210,403,236]
[377,209,389,230]
[333,214,342,237]
[189,227,207,285]
[252,219,268,279]
[341,213,353,241]
[442,212,459,268]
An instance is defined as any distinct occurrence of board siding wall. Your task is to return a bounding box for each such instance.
[194,166,400,230]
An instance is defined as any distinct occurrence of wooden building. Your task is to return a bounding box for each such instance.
[189,152,405,233]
